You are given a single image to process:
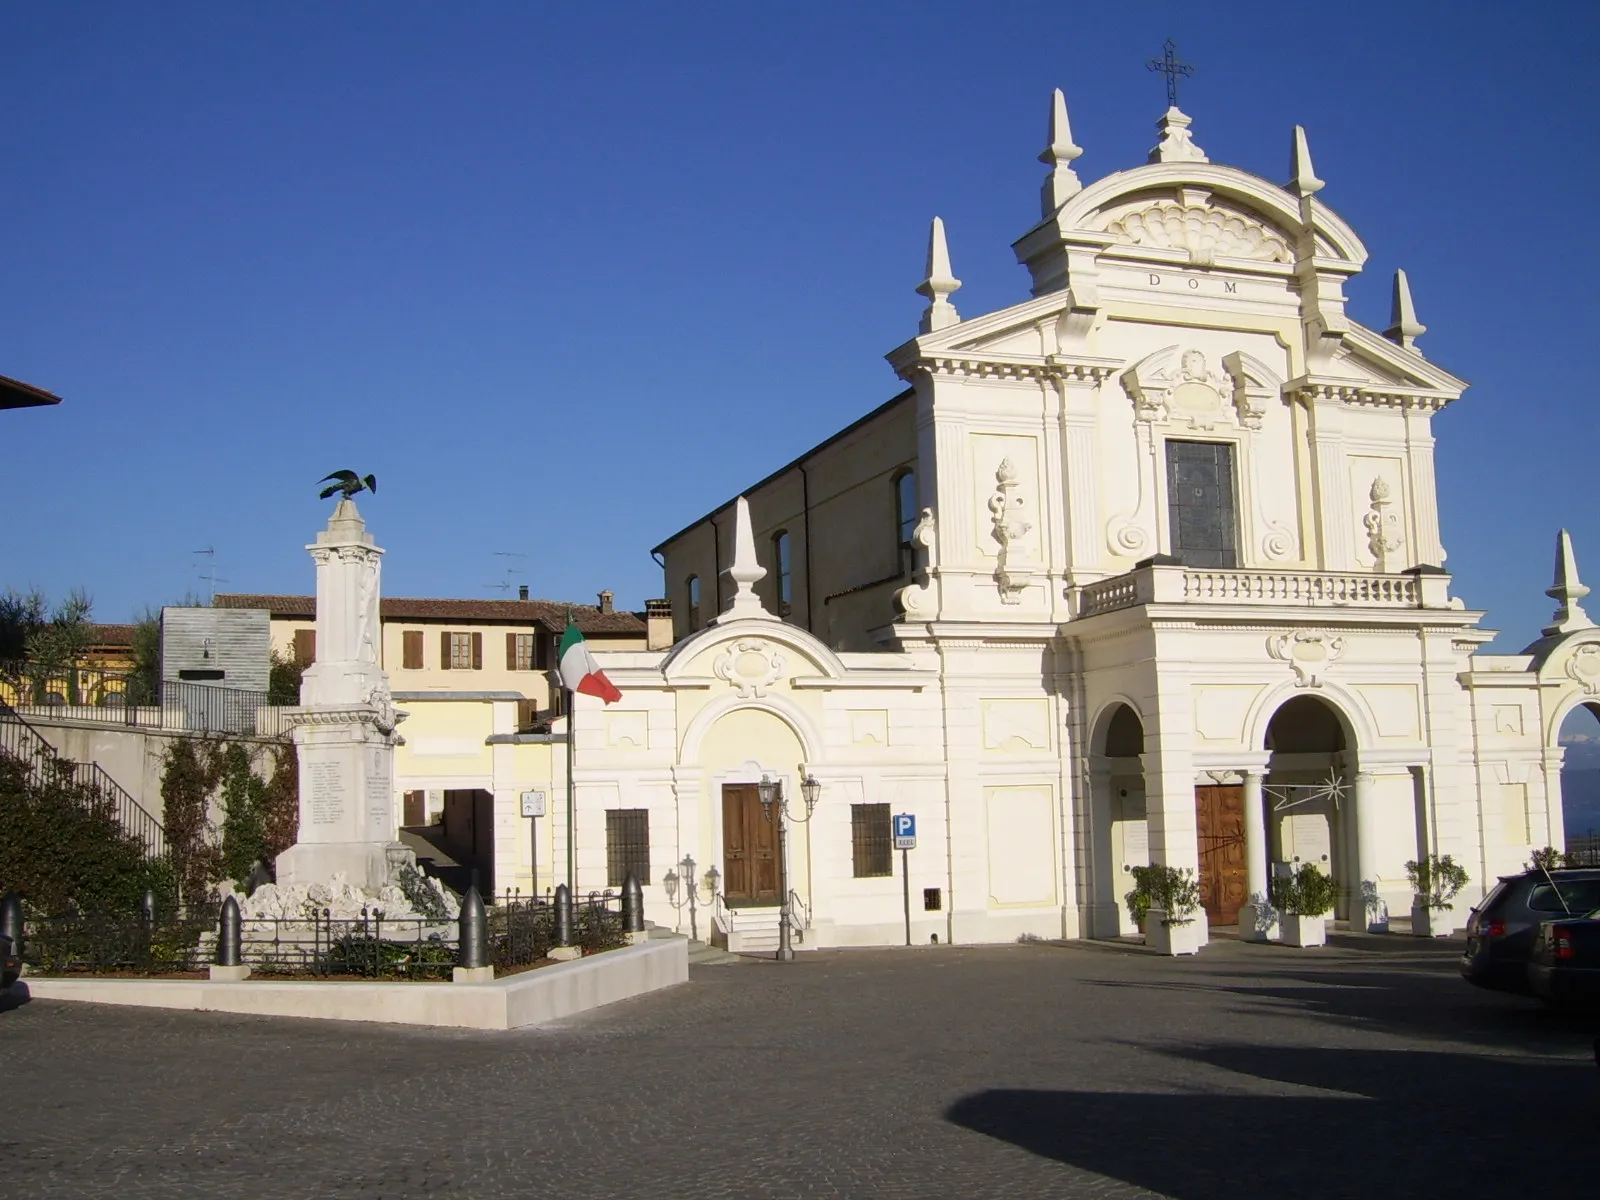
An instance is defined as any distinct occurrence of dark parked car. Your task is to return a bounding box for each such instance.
[1460,868,1600,994]
[0,933,18,991]
[1528,914,1600,1008]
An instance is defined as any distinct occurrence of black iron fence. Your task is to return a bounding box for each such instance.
[0,665,287,739]
[24,908,215,975]
[486,889,628,969]
[1565,833,1600,867]
[243,909,457,980]
[11,881,639,980]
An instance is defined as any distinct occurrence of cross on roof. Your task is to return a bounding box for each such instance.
[1146,37,1195,108]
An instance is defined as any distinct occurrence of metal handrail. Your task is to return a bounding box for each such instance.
[788,889,812,943]
[0,695,166,858]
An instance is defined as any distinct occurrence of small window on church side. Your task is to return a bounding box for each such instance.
[772,531,791,615]
[851,803,892,878]
[686,575,701,631]
[895,468,918,574]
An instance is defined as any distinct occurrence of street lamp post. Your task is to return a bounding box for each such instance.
[661,854,720,944]
[758,770,822,962]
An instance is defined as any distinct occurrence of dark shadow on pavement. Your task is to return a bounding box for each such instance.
[0,980,30,1013]
[947,1044,1596,1198]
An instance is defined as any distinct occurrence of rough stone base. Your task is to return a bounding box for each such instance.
[274,842,395,891]
[209,965,251,982]
[548,946,581,962]
[452,966,494,984]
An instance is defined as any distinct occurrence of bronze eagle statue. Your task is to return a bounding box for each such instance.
[319,470,377,501]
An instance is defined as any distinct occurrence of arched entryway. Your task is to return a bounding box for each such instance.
[1559,702,1600,846]
[1089,702,1147,937]
[1263,694,1355,918]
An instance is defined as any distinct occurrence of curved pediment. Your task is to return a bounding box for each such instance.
[1095,197,1292,265]
[1022,161,1369,272]
[659,617,848,690]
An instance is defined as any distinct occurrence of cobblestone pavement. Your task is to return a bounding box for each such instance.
[2,933,1595,1199]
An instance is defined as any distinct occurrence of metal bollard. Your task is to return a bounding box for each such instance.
[553,883,574,947]
[458,886,488,970]
[0,892,23,958]
[142,888,157,925]
[621,873,645,934]
[217,895,242,967]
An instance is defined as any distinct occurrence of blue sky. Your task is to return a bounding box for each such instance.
[3,2,1596,651]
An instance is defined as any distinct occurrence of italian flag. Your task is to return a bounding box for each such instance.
[558,621,622,704]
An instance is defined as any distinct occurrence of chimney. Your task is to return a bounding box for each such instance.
[598,589,614,615]
[645,598,673,651]
[518,585,529,601]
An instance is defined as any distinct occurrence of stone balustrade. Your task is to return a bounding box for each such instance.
[1077,565,1436,618]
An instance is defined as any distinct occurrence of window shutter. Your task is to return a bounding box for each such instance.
[294,628,316,667]
[440,630,451,670]
[402,630,422,670]
[471,631,483,670]
[506,631,518,670]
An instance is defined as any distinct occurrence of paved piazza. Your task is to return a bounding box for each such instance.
[2,935,1593,1198]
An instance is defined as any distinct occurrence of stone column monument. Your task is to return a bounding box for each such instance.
[275,497,406,890]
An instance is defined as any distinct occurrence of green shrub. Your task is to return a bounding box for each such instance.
[1124,864,1201,928]
[1529,846,1568,872]
[1270,863,1337,916]
[1405,854,1469,910]
[0,749,173,914]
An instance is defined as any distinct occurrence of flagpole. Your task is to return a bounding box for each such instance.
[565,685,576,893]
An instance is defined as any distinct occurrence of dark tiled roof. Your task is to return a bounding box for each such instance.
[86,623,137,647]
[0,373,63,410]
[214,594,646,635]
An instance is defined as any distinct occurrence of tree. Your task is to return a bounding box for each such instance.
[268,649,304,705]
[0,588,93,669]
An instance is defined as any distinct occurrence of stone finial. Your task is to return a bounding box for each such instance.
[1288,125,1324,197]
[1544,529,1594,637]
[1149,106,1207,164]
[916,217,961,334]
[1384,268,1427,349]
[716,496,776,623]
[1038,88,1084,216]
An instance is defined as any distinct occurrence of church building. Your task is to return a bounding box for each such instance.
[556,90,1600,951]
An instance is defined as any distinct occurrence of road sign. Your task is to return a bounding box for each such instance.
[520,790,547,818]
[893,812,917,850]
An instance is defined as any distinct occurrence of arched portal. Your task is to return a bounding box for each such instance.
[1558,701,1600,846]
[1263,694,1357,918]
[1090,702,1147,937]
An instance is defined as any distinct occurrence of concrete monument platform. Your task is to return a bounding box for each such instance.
[20,939,687,1031]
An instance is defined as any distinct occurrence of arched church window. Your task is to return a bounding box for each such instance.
[686,575,701,631]
[895,468,918,574]
[772,531,792,614]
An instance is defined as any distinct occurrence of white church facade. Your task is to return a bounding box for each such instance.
[545,93,1600,951]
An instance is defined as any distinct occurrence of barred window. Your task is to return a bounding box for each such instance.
[606,808,651,887]
[851,803,892,878]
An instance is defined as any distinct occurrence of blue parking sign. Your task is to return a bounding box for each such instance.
[893,813,916,850]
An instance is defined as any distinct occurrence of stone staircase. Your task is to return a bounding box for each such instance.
[645,922,749,966]
[722,907,784,955]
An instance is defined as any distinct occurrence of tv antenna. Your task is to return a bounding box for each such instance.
[485,550,528,595]
[192,547,229,605]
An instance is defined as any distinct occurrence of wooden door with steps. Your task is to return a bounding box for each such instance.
[722,784,780,906]
[1195,784,1247,926]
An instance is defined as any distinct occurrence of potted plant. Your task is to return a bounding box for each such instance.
[1404,854,1468,937]
[1125,864,1203,955]
[1269,864,1336,948]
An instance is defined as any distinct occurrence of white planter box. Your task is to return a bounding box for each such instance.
[1238,900,1279,943]
[1144,909,1204,956]
[1280,912,1328,948]
[1411,901,1456,938]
